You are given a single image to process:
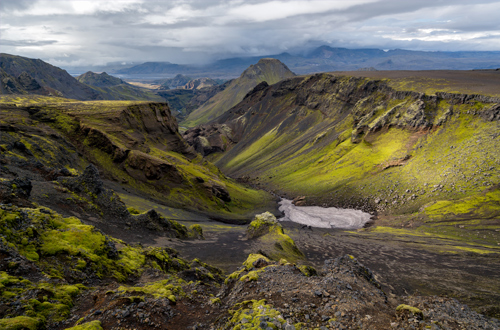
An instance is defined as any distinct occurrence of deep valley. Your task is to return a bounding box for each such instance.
[0,52,499,330]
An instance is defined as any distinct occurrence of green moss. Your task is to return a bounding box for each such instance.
[298,265,317,277]
[243,254,270,270]
[0,316,44,330]
[424,190,500,220]
[117,279,184,302]
[127,207,142,215]
[396,304,423,317]
[239,270,261,282]
[226,299,285,330]
[210,297,222,305]
[188,224,204,239]
[64,320,103,330]
[25,299,71,322]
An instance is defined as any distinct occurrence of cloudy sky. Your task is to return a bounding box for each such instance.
[1,0,500,68]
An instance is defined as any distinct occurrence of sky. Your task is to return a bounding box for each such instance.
[1,0,500,68]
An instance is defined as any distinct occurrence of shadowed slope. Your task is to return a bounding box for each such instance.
[182,58,295,127]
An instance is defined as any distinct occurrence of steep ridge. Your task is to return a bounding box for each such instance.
[182,58,295,127]
[0,96,275,221]
[209,74,499,212]
[0,53,101,100]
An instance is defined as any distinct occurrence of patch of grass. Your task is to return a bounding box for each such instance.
[64,320,103,330]
[117,278,184,302]
[0,316,44,330]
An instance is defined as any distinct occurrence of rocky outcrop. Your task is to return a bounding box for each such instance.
[182,77,218,90]
[481,104,500,121]
[183,123,236,156]
[218,254,500,330]
[246,212,304,262]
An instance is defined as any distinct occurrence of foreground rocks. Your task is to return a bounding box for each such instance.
[217,254,500,330]
[1,202,499,329]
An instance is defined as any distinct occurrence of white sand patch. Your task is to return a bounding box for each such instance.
[278,199,372,229]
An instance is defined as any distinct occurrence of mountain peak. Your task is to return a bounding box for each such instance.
[183,59,295,127]
[241,58,295,81]
[77,71,126,87]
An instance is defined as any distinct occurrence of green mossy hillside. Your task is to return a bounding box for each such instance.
[0,97,275,220]
[211,74,500,220]
[0,203,223,328]
[0,96,275,220]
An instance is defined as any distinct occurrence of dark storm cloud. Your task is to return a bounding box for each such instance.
[1,0,499,67]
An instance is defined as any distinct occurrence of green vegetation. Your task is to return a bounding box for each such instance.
[298,265,317,277]
[64,320,103,330]
[0,95,275,220]
[396,304,423,318]
[215,74,500,222]
[0,316,44,330]
[246,213,304,262]
[118,279,184,302]
[225,299,286,330]
[0,202,221,328]
[0,271,84,325]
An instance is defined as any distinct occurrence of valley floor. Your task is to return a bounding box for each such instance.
[118,194,500,319]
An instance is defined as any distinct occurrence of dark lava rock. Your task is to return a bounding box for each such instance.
[211,184,231,202]
[60,164,103,195]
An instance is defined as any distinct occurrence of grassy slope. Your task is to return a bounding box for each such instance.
[0,96,275,220]
[214,73,500,252]
[182,59,295,127]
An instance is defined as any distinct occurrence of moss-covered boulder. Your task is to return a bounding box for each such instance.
[246,212,280,239]
[246,212,304,262]
[0,316,44,330]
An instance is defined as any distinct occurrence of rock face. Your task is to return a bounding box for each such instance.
[183,58,295,127]
[183,123,236,156]
[182,77,218,90]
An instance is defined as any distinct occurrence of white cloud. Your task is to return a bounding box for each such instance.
[1,0,500,67]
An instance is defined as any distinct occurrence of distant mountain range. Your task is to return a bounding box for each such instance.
[111,46,500,78]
